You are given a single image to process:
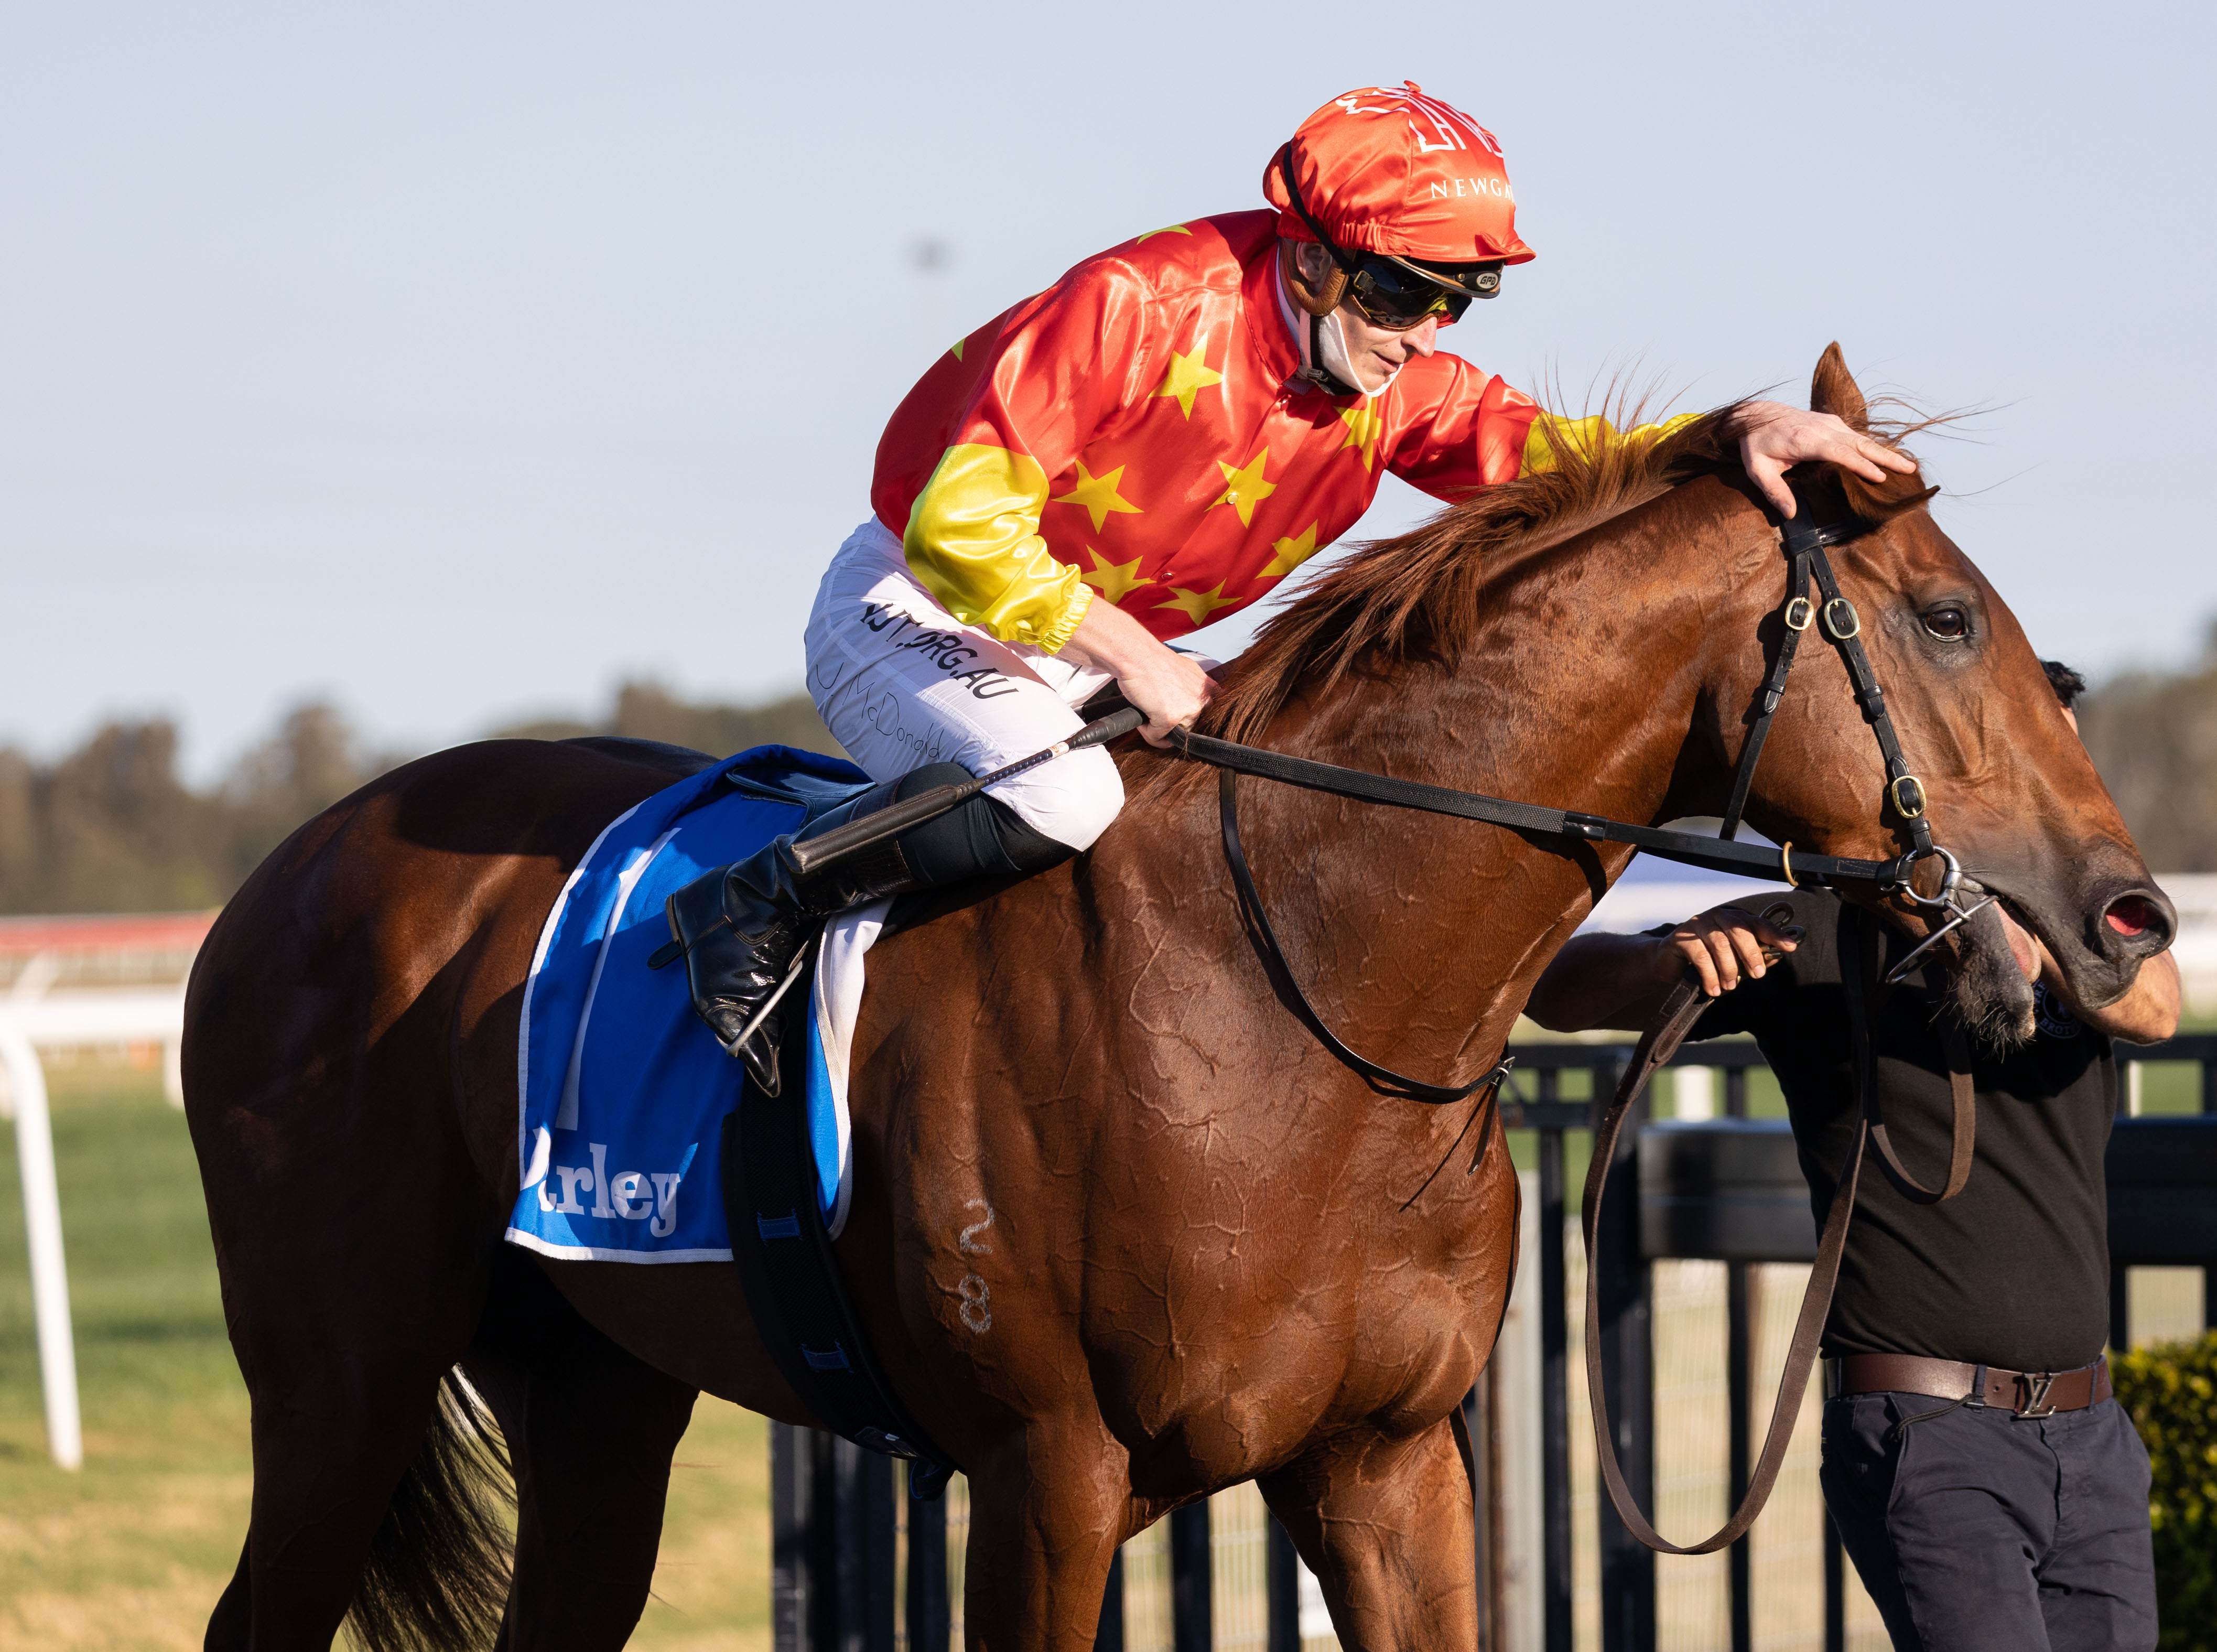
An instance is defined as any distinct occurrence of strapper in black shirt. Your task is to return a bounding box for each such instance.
[1681,889,2116,1374]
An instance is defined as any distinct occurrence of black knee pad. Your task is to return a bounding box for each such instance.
[892,763,1076,882]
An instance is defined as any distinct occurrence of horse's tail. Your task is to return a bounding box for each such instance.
[346,1370,515,1652]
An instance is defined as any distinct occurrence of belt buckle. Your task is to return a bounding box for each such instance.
[2015,1370,2059,1419]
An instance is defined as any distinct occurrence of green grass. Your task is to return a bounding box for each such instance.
[0,1064,766,1650]
[0,1066,250,1648]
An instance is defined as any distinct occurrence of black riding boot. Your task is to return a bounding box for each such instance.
[662,763,1074,1094]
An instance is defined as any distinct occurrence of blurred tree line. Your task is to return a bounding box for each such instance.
[0,684,839,915]
[491,681,839,761]
[2079,642,2217,872]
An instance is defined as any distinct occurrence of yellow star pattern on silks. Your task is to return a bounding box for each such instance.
[950,338,965,362]
[1135,223,1193,242]
[1050,460,1142,533]
[1151,347,1224,419]
[1263,522,1320,578]
[1209,448,1277,527]
[1156,584,1238,626]
[1078,548,1151,603]
[1338,402,1384,471]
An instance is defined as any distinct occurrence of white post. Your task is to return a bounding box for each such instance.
[1674,1065,1715,1121]
[0,1014,82,1470]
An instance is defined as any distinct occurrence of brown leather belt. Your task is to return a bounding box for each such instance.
[1827,1353,2112,1418]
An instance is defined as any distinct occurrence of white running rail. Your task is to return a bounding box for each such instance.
[0,944,189,1472]
[0,1008,82,1469]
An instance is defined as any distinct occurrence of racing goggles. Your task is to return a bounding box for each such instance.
[1345,256,1502,330]
[1274,145,1504,329]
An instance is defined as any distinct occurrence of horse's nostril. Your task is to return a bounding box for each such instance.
[2105,895,2166,940]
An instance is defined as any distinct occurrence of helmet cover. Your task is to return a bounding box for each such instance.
[1263,82,1537,267]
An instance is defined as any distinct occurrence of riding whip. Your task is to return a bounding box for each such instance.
[784,705,1145,878]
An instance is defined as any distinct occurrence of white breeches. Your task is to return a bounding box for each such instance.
[804,519,1125,852]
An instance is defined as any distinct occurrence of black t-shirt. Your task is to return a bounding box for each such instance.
[1681,889,2116,1372]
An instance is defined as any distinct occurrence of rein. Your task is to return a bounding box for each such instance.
[1172,476,1982,1552]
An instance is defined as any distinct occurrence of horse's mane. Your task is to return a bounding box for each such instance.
[1198,403,1746,747]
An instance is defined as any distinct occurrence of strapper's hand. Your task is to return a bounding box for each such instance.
[1661,902,1803,998]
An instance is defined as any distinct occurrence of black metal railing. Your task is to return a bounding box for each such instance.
[772,1033,2217,1652]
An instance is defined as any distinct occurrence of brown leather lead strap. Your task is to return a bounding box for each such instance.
[1580,905,1982,1553]
[1935,1030,1977,1196]
[1842,908,1976,1206]
[1580,975,1873,1555]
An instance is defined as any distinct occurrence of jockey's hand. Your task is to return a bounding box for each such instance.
[1737,400,1917,519]
[1062,595,1218,746]
[1661,902,1803,998]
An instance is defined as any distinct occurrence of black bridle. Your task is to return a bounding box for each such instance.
[1170,477,1987,1099]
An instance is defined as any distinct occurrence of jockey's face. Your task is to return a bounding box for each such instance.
[1333,303,1441,394]
[1279,237,1449,396]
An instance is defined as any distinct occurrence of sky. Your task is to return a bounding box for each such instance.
[3,1,2211,780]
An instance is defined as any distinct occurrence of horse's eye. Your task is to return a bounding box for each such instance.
[1922,606,1970,641]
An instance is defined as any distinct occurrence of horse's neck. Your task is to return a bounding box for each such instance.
[1295,518,1743,824]
[1237,495,1761,1065]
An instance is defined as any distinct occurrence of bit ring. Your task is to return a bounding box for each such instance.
[1899,845,1963,911]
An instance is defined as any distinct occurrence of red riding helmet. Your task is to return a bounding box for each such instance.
[1263,82,1536,315]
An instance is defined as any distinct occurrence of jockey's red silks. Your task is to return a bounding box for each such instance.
[871,86,1677,651]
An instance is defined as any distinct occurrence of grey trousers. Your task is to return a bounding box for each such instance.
[1821,1391,2157,1651]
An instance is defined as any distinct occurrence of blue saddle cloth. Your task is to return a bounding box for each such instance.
[504,744,872,1264]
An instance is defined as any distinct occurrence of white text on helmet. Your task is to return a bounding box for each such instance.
[1431,177,1516,202]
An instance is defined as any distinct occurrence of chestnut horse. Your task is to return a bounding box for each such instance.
[185,348,2170,1651]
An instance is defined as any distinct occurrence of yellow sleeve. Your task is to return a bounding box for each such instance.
[1517,411,1703,477]
[902,444,1095,653]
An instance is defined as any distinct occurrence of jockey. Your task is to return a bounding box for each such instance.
[667,81,1913,1086]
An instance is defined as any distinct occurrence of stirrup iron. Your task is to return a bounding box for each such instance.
[724,938,816,1080]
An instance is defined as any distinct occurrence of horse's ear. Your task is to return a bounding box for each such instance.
[1811,341,1937,518]
[1809,342,1870,432]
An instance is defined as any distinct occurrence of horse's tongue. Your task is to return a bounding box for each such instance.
[1996,905,2040,982]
